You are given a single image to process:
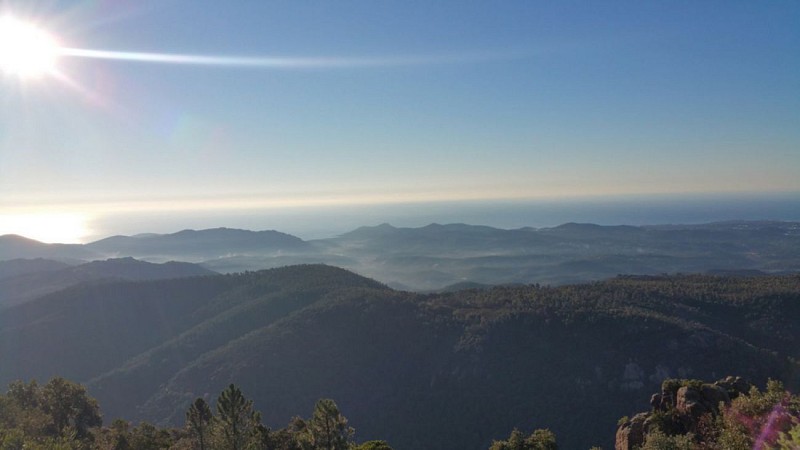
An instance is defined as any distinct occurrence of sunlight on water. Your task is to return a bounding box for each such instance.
[0,213,90,243]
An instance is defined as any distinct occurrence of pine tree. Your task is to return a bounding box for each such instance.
[186,398,213,450]
[307,399,354,450]
[214,384,260,450]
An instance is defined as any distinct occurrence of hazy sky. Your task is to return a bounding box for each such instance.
[0,1,798,242]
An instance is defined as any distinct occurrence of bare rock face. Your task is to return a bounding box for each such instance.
[615,413,648,450]
[714,376,752,399]
[673,379,748,419]
[676,386,709,418]
[701,383,730,409]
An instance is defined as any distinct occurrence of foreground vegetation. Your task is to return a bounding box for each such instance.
[1,376,798,450]
[0,377,389,450]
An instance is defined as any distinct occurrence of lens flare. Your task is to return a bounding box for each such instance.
[58,47,516,69]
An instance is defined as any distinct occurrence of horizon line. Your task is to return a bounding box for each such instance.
[4,216,800,246]
[3,189,799,216]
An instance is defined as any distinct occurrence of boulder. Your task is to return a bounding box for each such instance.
[676,386,709,418]
[615,413,648,450]
[715,376,752,399]
[700,383,730,410]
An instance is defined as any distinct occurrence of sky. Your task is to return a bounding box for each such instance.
[0,1,798,242]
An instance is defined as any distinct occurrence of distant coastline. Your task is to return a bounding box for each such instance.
[86,191,800,242]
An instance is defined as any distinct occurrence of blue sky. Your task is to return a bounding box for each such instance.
[0,1,798,241]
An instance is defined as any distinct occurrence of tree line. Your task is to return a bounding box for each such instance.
[3,375,799,450]
[0,378,392,450]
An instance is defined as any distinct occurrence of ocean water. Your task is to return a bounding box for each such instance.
[87,192,800,241]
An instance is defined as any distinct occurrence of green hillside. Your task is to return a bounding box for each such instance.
[0,266,797,449]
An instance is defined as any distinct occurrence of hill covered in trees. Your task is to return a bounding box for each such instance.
[0,257,216,308]
[0,265,797,449]
[3,220,800,290]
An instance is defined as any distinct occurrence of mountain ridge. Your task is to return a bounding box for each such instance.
[0,257,216,308]
[85,227,309,262]
[3,220,800,290]
[0,265,796,449]
[0,234,99,261]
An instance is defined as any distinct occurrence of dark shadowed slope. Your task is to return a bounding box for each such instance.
[0,257,217,308]
[73,257,217,279]
[87,265,389,419]
[0,234,98,261]
[140,274,799,450]
[0,265,384,384]
[0,265,796,450]
[0,258,73,279]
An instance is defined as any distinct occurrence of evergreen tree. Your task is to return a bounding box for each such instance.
[100,418,132,450]
[251,423,276,450]
[489,428,557,450]
[214,384,259,450]
[186,398,213,450]
[525,429,557,450]
[307,399,353,450]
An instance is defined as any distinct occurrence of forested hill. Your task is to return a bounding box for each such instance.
[0,265,798,449]
[4,220,800,290]
[0,257,216,308]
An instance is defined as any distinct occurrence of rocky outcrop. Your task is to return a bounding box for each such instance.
[614,376,752,450]
[615,413,648,450]
[614,419,646,447]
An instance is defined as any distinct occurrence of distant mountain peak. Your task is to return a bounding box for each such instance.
[0,234,43,244]
[75,257,217,278]
[84,227,308,261]
[552,222,602,230]
[0,234,98,262]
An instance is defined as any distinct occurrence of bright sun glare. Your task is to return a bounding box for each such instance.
[0,213,90,243]
[0,16,59,78]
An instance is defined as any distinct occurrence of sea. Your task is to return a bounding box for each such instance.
[87,191,800,241]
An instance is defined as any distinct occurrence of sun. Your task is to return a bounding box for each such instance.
[0,16,60,78]
[0,213,91,244]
